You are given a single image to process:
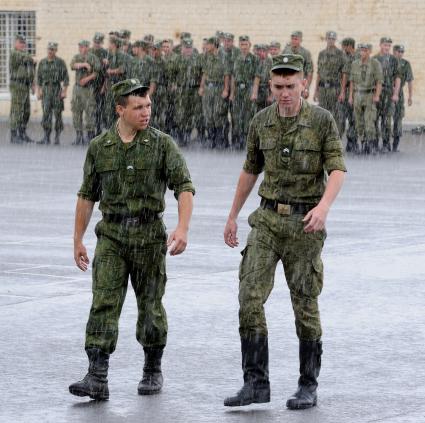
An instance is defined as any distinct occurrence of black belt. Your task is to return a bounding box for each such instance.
[260,198,316,215]
[355,88,375,94]
[319,81,340,88]
[103,211,162,226]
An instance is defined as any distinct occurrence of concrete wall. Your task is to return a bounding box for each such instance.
[0,0,423,122]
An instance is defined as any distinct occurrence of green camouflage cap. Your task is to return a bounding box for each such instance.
[326,30,337,39]
[109,31,120,37]
[111,78,149,102]
[224,32,234,40]
[133,40,149,49]
[380,36,392,44]
[269,40,281,48]
[143,34,154,43]
[181,38,193,48]
[291,30,303,38]
[93,32,105,42]
[239,35,250,42]
[357,43,368,49]
[110,36,123,47]
[256,44,268,50]
[180,32,191,39]
[215,30,224,38]
[47,41,58,50]
[119,29,131,38]
[271,53,304,72]
[393,44,405,52]
[207,36,220,47]
[78,40,90,47]
[152,41,162,50]
[15,34,26,42]
[341,37,355,47]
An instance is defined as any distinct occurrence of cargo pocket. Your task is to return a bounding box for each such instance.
[93,255,127,290]
[309,256,324,297]
[97,160,120,194]
[292,139,322,174]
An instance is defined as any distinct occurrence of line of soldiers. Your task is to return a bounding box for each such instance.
[8,30,413,152]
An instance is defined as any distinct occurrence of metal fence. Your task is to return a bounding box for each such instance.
[0,11,36,92]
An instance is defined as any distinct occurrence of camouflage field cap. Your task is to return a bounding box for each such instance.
[78,40,90,47]
[112,78,149,102]
[239,35,250,42]
[215,30,224,38]
[120,29,131,38]
[93,32,105,43]
[143,34,155,43]
[15,34,26,42]
[133,40,149,49]
[269,40,281,48]
[326,30,337,39]
[152,41,162,50]
[47,41,58,50]
[110,36,123,48]
[291,30,303,38]
[393,44,405,52]
[257,44,268,50]
[207,36,220,47]
[224,32,234,40]
[357,43,368,49]
[271,54,304,72]
[380,36,392,44]
[181,38,193,48]
[180,32,191,39]
[341,37,355,47]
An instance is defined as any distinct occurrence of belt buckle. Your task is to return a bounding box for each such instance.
[324,82,330,88]
[125,217,139,227]
[208,82,213,88]
[240,83,246,89]
[277,203,291,215]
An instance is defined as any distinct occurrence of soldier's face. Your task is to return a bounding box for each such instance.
[380,42,391,54]
[15,40,26,51]
[79,45,88,55]
[47,48,56,59]
[182,46,193,57]
[269,46,280,56]
[360,48,369,60]
[117,95,152,131]
[291,36,301,47]
[257,49,267,60]
[224,38,233,49]
[327,38,336,48]
[239,41,250,54]
[270,72,306,114]
[162,42,171,55]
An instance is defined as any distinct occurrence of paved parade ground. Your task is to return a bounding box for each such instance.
[1,122,425,423]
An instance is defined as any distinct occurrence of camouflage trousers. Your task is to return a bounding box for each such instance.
[85,219,168,354]
[41,85,64,133]
[174,87,203,134]
[232,84,257,139]
[393,93,405,139]
[151,86,168,132]
[239,207,325,341]
[71,85,96,132]
[341,99,357,143]
[353,92,377,140]
[202,84,229,130]
[375,89,395,143]
[9,82,31,131]
[318,86,344,136]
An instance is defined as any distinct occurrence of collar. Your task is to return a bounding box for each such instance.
[265,100,311,129]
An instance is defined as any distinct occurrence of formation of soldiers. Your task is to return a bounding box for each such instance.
[9,30,413,152]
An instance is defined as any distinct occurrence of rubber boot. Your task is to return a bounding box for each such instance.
[72,131,83,145]
[392,136,400,152]
[224,334,271,407]
[69,348,110,400]
[286,340,322,410]
[10,129,21,144]
[19,127,34,143]
[138,346,164,395]
[37,129,51,145]
[54,131,61,145]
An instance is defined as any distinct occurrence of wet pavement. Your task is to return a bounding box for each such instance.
[1,121,425,422]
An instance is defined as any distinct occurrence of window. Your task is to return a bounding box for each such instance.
[0,11,36,92]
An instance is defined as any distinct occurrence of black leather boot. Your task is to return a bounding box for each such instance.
[37,129,51,144]
[224,334,270,407]
[54,131,61,145]
[69,348,110,400]
[138,346,164,395]
[392,136,400,152]
[19,127,34,143]
[10,129,21,144]
[286,339,322,410]
[381,139,391,153]
[72,131,83,145]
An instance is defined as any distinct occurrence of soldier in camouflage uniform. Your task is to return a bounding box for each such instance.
[130,40,157,95]
[230,35,259,149]
[269,40,281,58]
[283,31,314,99]
[70,40,101,145]
[161,39,178,135]
[340,37,358,152]
[9,34,36,144]
[36,42,69,145]
[173,38,203,145]
[251,44,273,111]
[69,78,195,401]
[313,31,346,136]
[104,36,127,129]
[373,37,401,152]
[349,44,383,154]
[151,41,168,131]
[90,33,108,136]
[223,54,346,410]
[392,44,413,152]
[199,36,230,148]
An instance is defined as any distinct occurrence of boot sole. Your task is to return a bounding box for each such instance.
[286,399,317,410]
[224,394,270,407]
[69,386,109,401]
[138,387,162,395]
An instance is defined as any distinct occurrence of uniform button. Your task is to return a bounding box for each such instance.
[143,139,149,144]
[127,165,134,170]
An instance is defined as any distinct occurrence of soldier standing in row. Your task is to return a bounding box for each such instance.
[313,31,345,136]
[130,40,157,95]
[70,40,100,145]
[90,33,108,136]
[269,41,281,58]
[251,44,273,111]
[151,41,167,131]
[392,44,413,152]
[162,39,178,136]
[230,35,258,149]
[373,37,401,152]
[36,42,69,145]
[349,44,383,154]
[340,37,358,152]
[283,31,313,99]
[9,34,35,144]
[199,36,230,148]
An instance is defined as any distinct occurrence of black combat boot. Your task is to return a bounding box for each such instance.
[286,339,322,410]
[85,131,96,145]
[224,334,271,407]
[37,129,51,144]
[138,346,164,395]
[207,128,217,149]
[69,348,110,400]
[10,130,21,144]
[392,136,400,152]
[381,139,391,153]
[19,127,34,143]
[72,131,83,145]
[54,131,61,145]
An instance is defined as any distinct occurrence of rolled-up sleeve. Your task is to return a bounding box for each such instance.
[164,137,195,199]
[77,144,101,202]
[243,118,264,175]
[322,114,347,173]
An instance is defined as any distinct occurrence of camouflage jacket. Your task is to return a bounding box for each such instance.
[373,54,402,90]
[282,44,313,75]
[317,47,345,83]
[105,50,127,85]
[70,52,101,87]
[256,57,273,86]
[233,52,258,84]
[244,101,346,204]
[349,57,383,91]
[37,56,69,87]
[9,48,35,85]
[398,58,413,88]
[78,126,195,215]
[89,47,108,89]
[202,51,230,83]
[173,53,203,89]
[130,54,157,86]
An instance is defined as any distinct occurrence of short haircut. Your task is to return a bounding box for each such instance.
[270,68,303,78]
[116,87,149,106]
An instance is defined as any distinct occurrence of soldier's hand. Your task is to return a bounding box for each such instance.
[60,90,66,99]
[224,218,239,248]
[391,94,399,103]
[372,95,380,103]
[167,227,188,256]
[250,93,257,102]
[408,97,413,106]
[338,92,345,103]
[302,88,309,99]
[37,90,42,100]
[74,241,90,271]
[348,96,353,106]
[302,205,328,233]
[79,77,88,87]
[313,91,319,102]
[102,58,109,66]
[221,89,229,99]
[198,87,204,97]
